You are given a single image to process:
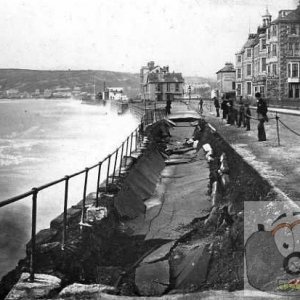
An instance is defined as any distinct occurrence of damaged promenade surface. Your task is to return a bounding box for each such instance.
[2,102,279,299]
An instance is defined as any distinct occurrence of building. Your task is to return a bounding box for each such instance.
[103,87,127,101]
[140,61,184,101]
[233,3,300,101]
[266,4,300,100]
[216,62,236,98]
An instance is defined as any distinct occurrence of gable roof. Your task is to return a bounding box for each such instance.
[147,72,184,83]
[216,64,235,74]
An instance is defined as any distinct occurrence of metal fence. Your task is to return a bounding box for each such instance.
[0,105,166,282]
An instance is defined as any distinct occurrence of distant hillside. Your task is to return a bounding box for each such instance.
[0,69,140,97]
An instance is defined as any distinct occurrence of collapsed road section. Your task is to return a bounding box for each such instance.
[2,113,275,299]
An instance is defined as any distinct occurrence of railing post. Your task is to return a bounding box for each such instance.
[80,168,89,225]
[106,155,111,192]
[112,148,119,184]
[96,162,102,207]
[125,136,129,166]
[129,132,133,155]
[30,188,38,282]
[276,112,280,146]
[62,176,69,250]
[119,142,124,177]
[135,128,138,151]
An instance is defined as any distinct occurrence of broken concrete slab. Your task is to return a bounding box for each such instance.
[165,158,191,165]
[145,159,210,241]
[5,273,61,300]
[142,241,176,264]
[59,283,114,299]
[172,242,211,290]
[135,260,169,296]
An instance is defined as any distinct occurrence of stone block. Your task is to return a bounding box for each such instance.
[59,283,114,299]
[135,260,169,296]
[5,273,61,300]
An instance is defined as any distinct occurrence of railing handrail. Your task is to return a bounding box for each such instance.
[0,104,166,282]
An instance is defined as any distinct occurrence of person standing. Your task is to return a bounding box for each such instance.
[198,97,203,114]
[166,98,172,115]
[256,92,268,141]
[221,97,228,120]
[237,102,245,127]
[214,97,220,117]
[245,104,251,131]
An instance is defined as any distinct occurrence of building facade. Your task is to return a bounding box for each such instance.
[216,62,236,98]
[233,3,300,101]
[140,61,184,101]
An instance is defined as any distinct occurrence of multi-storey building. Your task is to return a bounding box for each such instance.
[235,10,271,99]
[140,61,184,101]
[233,3,300,101]
[266,4,300,100]
[216,62,236,98]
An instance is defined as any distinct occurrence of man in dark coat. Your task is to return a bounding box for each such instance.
[221,97,228,120]
[214,97,220,117]
[166,98,172,115]
[256,92,268,141]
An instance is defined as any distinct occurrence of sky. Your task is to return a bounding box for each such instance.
[0,0,298,77]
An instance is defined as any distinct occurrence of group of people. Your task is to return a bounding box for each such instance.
[213,92,268,141]
[213,96,251,131]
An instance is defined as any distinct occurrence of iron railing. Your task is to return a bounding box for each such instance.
[0,105,166,282]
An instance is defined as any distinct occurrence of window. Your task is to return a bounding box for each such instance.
[273,25,277,36]
[175,83,179,92]
[267,28,270,39]
[236,83,242,96]
[237,55,242,63]
[291,24,297,35]
[268,65,271,75]
[261,58,266,72]
[237,68,242,79]
[232,82,236,90]
[261,38,266,50]
[296,43,300,51]
[246,64,252,76]
[272,44,277,56]
[247,49,252,58]
[272,64,277,76]
[167,83,170,92]
[156,84,161,92]
[247,82,252,95]
[292,63,299,77]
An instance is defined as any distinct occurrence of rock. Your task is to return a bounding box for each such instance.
[172,242,211,290]
[5,272,61,300]
[59,283,114,299]
[86,206,107,224]
[135,260,169,296]
[50,207,81,231]
[142,241,175,263]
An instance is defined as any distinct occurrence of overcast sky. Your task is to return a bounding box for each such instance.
[0,0,298,77]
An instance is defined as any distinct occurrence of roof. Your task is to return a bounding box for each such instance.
[243,35,258,49]
[216,63,235,74]
[147,72,184,83]
[272,6,300,24]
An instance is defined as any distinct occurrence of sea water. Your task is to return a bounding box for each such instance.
[0,99,138,279]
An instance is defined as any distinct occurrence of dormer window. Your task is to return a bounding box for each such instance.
[247,49,252,58]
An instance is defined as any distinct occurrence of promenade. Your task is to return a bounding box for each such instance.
[196,100,300,202]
